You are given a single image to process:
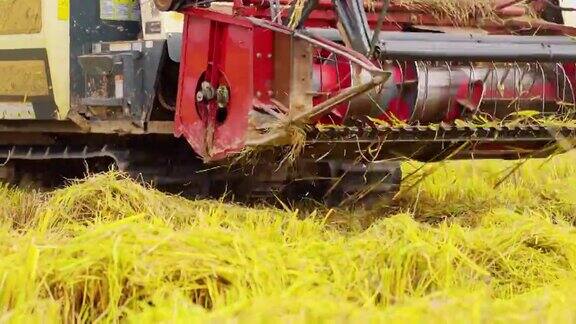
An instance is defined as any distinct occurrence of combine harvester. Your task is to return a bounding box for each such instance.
[0,0,575,205]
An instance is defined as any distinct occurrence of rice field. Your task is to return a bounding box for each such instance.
[1,152,575,323]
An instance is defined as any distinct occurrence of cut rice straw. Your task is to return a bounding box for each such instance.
[0,150,574,322]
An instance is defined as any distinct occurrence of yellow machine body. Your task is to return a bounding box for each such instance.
[0,0,183,121]
[0,0,69,119]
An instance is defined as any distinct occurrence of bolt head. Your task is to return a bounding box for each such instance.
[200,81,216,100]
[201,81,212,93]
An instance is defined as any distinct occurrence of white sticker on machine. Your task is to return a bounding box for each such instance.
[0,103,36,120]
[100,0,141,22]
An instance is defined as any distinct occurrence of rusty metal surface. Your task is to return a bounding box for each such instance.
[0,120,174,134]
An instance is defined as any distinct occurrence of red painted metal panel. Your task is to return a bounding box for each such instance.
[175,8,255,161]
[252,27,275,106]
[182,7,253,27]
[210,22,254,160]
[175,14,211,157]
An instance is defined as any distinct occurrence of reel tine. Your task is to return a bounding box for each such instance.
[422,61,430,123]
[444,61,453,122]
[555,62,561,102]
[556,63,576,116]
[536,61,546,115]
[490,61,498,118]
[513,61,521,114]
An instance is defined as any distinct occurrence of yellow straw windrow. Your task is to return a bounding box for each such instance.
[0,153,575,322]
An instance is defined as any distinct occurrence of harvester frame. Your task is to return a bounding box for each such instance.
[0,0,575,205]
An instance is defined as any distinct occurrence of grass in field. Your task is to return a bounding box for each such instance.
[398,153,576,224]
[0,152,575,322]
